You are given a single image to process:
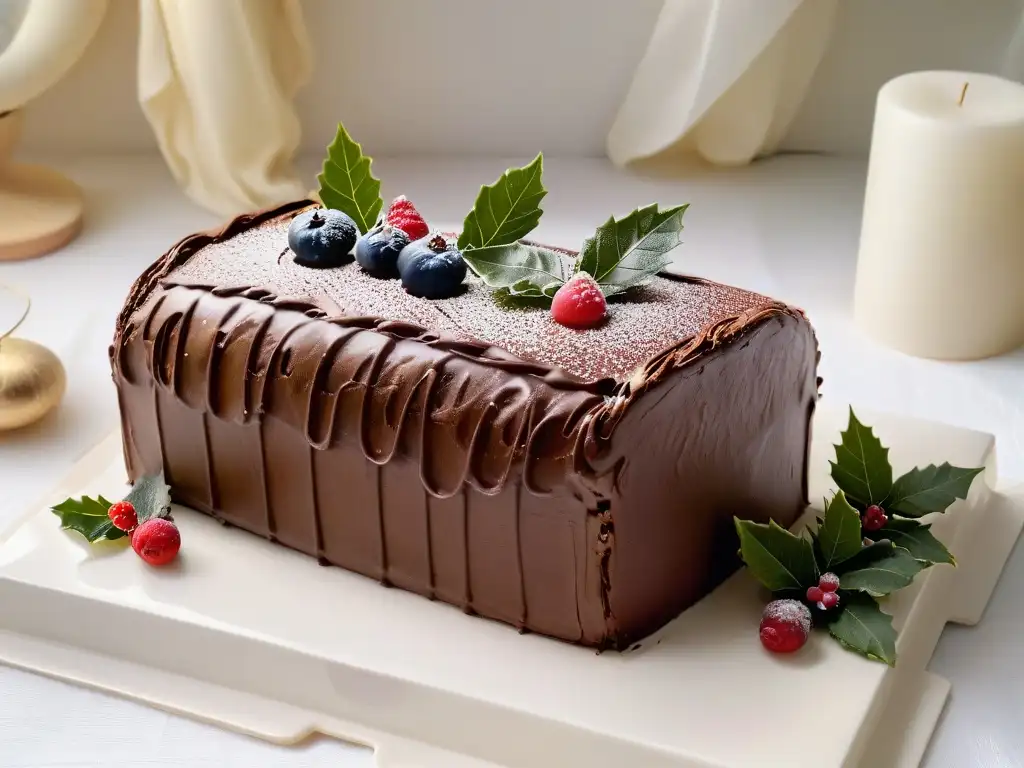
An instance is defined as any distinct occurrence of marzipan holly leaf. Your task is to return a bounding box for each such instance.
[458,154,546,250]
[461,242,568,300]
[317,122,383,234]
[829,408,893,507]
[734,518,818,592]
[877,518,955,566]
[51,494,123,543]
[837,540,923,596]
[125,473,173,525]
[828,592,898,666]
[884,463,984,517]
[575,203,688,297]
[814,491,863,570]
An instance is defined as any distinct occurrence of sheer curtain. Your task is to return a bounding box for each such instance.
[138,0,312,216]
[607,0,839,168]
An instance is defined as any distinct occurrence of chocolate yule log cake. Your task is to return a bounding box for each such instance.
[110,127,819,649]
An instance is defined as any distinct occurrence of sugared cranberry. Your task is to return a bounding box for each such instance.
[806,586,825,603]
[818,591,840,610]
[863,504,888,532]
[759,599,812,654]
[131,518,181,566]
[818,572,840,592]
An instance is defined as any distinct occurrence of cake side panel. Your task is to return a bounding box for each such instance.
[113,284,609,645]
[602,312,819,647]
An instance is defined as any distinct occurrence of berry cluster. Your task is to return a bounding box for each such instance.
[806,572,841,611]
[288,198,467,300]
[862,504,888,531]
[759,573,844,655]
[107,501,181,567]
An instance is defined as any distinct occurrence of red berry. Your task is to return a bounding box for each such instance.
[385,196,429,240]
[107,501,138,532]
[818,572,840,592]
[759,599,811,654]
[551,273,607,329]
[131,518,181,566]
[863,504,888,532]
[806,586,824,603]
[818,591,840,610]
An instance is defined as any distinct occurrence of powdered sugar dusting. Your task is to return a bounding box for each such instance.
[170,213,779,383]
[762,599,812,633]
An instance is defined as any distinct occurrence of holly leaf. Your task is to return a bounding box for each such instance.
[828,592,898,666]
[575,203,688,297]
[837,540,923,596]
[50,473,171,544]
[124,473,173,524]
[734,518,818,592]
[884,463,984,517]
[815,491,863,570]
[51,494,124,543]
[458,154,546,250]
[317,122,383,234]
[829,408,893,507]
[461,242,568,300]
[878,518,955,566]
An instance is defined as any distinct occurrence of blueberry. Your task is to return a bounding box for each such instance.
[287,208,357,268]
[354,224,410,278]
[398,235,467,299]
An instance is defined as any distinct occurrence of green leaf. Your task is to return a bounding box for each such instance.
[461,242,568,300]
[815,491,864,570]
[884,463,984,517]
[458,154,546,250]
[879,518,955,566]
[316,123,383,234]
[575,203,688,297]
[829,408,893,507]
[837,540,923,595]
[51,494,124,543]
[828,592,898,665]
[50,473,172,544]
[125,473,173,524]
[734,518,818,592]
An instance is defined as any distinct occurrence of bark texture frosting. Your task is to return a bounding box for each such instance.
[111,201,820,649]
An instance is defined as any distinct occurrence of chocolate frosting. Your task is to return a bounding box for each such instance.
[111,201,820,648]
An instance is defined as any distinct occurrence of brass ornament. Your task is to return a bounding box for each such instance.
[0,285,65,430]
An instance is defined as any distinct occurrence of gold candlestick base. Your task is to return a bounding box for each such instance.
[0,110,83,262]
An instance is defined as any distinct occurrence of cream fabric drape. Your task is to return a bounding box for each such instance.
[138,0,312,217]
[607,0,838,168]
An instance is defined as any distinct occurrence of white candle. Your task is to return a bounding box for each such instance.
[854,71,1024,360]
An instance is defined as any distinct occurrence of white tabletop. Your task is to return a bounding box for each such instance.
[1,155,1021,767]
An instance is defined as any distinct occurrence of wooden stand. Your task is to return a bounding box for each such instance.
[0,110,83,261]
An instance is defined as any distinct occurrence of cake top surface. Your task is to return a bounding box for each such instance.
[167,208,780,384]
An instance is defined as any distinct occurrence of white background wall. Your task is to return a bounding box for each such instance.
[15,0,1024,159]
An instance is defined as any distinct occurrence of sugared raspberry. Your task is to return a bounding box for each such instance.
[818,572,840,592]
[551,273,607,329]
[131,518,181,566]
[806,586,824,603]
[759,599,812,654]
[385,196,429,240]
[863,504,888,532]
[818,591,840,610]
[107,501,138,532]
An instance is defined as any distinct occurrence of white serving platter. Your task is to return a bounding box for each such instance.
[1,406,1020,768]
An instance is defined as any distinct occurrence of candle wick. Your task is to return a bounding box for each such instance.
[958,81,969,107]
